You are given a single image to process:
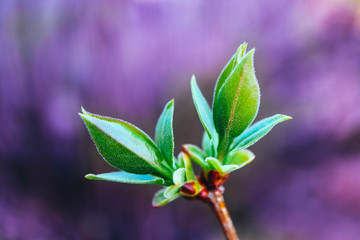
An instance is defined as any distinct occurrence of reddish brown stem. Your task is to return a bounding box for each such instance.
[207,188,239,240]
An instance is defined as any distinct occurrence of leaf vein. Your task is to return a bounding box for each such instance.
[223,58,248,141]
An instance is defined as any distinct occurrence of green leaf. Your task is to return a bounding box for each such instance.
[182,152,198,183]
[223,149,255,168]
[205,157,223,173]
[205,149,255,175]
[155,99,175,168]
[191,75,216,140]
[202,131,212,157]
[231,114,292,151]
[234,42,248,66]
[164,185,181,198]
[181,152,201,196]
[85,171,165,185]
[183,144,206,159]
[172,168,186,186]
[176,153,185,168]
[205,157,238,174]
[182,144,208,169]
[201,131,219,158]
[221,165,240,174]
[213,48,260,154]
[162,168,186,199]
[79,109,172,180]
[213,42,248,107]
[152,188,180,208]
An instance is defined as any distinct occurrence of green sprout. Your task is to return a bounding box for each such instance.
[79,42,291,240]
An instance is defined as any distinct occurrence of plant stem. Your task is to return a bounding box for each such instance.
[207,188,239,240]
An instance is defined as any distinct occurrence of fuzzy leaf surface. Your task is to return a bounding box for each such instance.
[155,99,175,167]
[231,114,292,151]
[181,152,201,196]
[234,43,248,65]
[213,49,260,144]
[152,188,180,208]
[191,75,216,140]
[182,152,198,183]
[201,131,219,158]
[172,168,186,186]
[213,42,248,107]
[205,157,238,174]
[79,109,171,180]
[205,157,224,173]
[202,132,213,157]
[223,149,255,168]
[176,153,185,168]
[85,171,165,185]
[164,185,181,198]
[182,144,207,169]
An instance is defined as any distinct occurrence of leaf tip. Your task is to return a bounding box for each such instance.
[190,75,197,86]
[85,174,96,180]
[81,106,87,114]
[278,114,293,121]
[168,98,175,106]
[247,47,256,57]
[79,107,89,120]
[236,42,248,60]
[152,200,167,208]
[78,112,86,120]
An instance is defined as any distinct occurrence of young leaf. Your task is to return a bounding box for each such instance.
[182,152,198,183]
[223,149,255,167]
[183,144,206,159]
[221,165,240,174]
[204,157,237,174]
[79,109,172,180]
[213,49,260,153]
[162,168,186,199]
[213,42,248,107]
[202,131,219,158]
[234,42,248,66]
[164,185,181,199]
[152,188,180,208]
[205,157,224,173]
[155,99,175,168]
[181,152,201,196]
[85,171,165,185]
[231,114,292,151]
[202,131,212,157]
[182,144,208,170]
[191,75,216,140]
[176,153,185,168]
[172,168,186,186]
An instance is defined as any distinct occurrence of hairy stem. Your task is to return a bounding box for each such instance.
[207,188,239,240]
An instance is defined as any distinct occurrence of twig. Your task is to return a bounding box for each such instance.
[207,188,239,240]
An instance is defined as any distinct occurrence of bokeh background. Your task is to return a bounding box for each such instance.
[1,0,360,239]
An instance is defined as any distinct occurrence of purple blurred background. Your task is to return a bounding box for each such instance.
[1,0,360,239]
